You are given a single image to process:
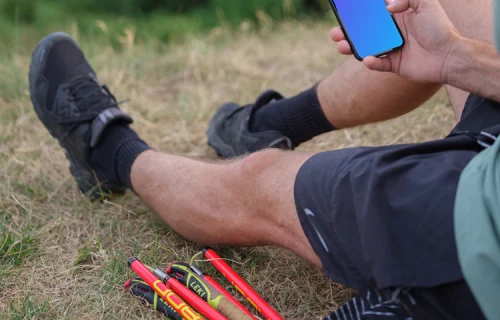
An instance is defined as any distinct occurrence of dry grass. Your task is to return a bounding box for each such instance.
[0,21,456,319]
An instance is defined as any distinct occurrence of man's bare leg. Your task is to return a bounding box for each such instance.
[130,149,322,267]
[317,0,493,127]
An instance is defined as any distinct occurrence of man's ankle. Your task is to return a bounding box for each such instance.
[250,85,336,146]
[90,124,151,190]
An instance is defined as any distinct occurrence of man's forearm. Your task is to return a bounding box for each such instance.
[446,38,500,102]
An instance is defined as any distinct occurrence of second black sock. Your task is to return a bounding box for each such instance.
[250,85,335,146]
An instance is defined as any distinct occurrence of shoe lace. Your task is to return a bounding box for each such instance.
[60,74,119,124]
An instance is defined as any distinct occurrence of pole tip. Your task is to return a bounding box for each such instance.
[202,247,211,254]
[128,257,138,268]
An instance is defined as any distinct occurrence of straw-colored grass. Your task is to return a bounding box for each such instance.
[0,21,455,319]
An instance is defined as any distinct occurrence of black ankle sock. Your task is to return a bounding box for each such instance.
[250,85,336,146]
[90,124,150,190]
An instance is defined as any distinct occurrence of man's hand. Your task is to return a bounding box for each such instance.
[331,0,461,83]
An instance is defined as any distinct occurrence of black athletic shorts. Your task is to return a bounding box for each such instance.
[294,94,500,319]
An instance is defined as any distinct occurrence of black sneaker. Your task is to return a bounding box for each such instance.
[29,32,133,198]
[207,90,293,158]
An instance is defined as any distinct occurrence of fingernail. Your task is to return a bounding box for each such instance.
[386,0,396,7]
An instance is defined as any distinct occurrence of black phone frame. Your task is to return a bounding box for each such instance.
[328,0,405,61]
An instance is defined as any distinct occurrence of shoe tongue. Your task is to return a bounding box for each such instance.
[253,90,285,109]
[247,90,285,126]
[90,107,133,148]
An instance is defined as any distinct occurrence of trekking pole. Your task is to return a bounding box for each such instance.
[167,262,255,320]
[153,267,228,320]
[189,264,256,320]
[128,257,203,320]
[203,248,283,320]
[124,277,183,320]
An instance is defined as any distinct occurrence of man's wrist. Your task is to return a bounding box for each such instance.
[442,37,500,102]
[443,35,473,86]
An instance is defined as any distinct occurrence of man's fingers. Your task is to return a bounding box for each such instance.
[386,0,420,13]
[331,27,352,55]
[337,40,352,55]
[363,56,393,73]
[330,27,346,42]
[331,28,351,55]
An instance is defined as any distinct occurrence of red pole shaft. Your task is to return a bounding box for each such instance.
[128,258,202,320]
[204,275,257,319]
[203,248,283,320]
[166,276,228,320]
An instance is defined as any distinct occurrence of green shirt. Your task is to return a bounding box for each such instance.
[455,137,500,320]
[454,7,500,320]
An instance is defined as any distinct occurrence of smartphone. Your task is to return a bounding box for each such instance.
[329,0,404,61]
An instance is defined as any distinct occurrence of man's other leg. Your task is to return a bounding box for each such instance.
[215,0,493,155]
[316,60,440,129]
[130,149,321,267]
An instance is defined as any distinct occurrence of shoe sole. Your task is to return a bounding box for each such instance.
[29,32,126,198]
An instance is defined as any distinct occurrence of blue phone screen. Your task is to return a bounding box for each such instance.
[331,0,403,59]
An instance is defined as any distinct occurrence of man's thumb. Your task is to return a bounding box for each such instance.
[386,0,420,13]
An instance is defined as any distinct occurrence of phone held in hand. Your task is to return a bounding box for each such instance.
[328,0,405,61]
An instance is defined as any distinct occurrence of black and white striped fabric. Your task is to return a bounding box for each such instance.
[325,289,414,320]
[324,281,486,320]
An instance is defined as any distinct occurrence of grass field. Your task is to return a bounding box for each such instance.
[0,0,329,54]
[0,21,456,319]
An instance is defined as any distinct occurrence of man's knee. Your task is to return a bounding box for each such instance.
[201,150,289,245]
[238,149,305,199]
[235,149,311,232]
[239,149,284,181]
[236,150,320,263]
[235,149,289,217]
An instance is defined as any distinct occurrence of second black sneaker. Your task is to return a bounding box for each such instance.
[207,90,293,158]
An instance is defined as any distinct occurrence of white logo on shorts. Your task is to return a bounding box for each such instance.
[305,208,329,253]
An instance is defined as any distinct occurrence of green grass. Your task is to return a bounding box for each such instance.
[9,296,51,320]
[99,250,129,293]
[0,16,456,318]
[0,55,29,100]
[0,0,330,56]
[0,224,38,279]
